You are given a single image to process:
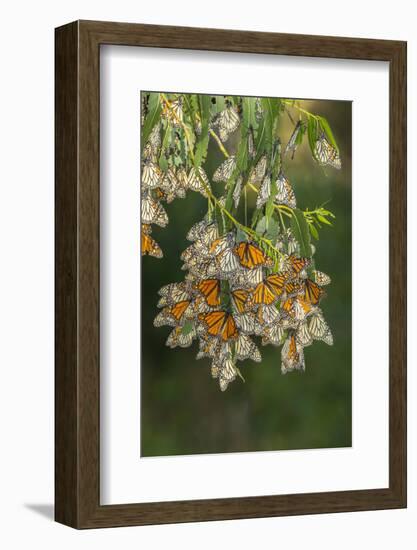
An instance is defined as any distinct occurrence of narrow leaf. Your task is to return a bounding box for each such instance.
[290,208,312,258]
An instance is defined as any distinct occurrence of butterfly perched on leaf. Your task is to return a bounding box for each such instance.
[256,173,271,209]
[284,120,304,159]
[248,154,267,184]
[212,156,237,183]
[211,101,240,142]
[275,171,296,209]
[314,133,341,169]
[162,96,183,126]
[187,166,211,197]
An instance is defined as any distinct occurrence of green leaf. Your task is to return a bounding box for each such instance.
[317,214,332,226]
[194,95,211,167]
[307,116,319,161]
[242,97,258,132]
[255,216,267,235]
[309,223,319,240]
[181,321,194,336]
[318,116,340,153]
[290,208,312,258]
[141,92,162,153]
[158,122,171,171]
[236,227,248,242]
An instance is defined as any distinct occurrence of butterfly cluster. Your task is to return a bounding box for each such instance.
[154,217,333,391]
[141,92,341,391]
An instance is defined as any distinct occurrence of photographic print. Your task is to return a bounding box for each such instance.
[140,91,351,457]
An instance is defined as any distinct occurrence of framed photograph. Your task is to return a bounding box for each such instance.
[55,20,407,528]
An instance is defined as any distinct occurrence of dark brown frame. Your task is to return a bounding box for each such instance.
[55,20,407,529]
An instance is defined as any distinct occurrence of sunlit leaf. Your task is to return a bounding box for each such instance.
[290,207,311,258]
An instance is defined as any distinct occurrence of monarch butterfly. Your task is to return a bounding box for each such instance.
[247,125,256,160]
[218,357,238,391]
[161,167,187,201]
[212,103,240,142]
[157,282,190,307]
[196,337,216,360]
[147,122,162,154]
[261,323,285,346]
[153,300,191,327]
[231,288,252,314]
[235,334,261,362]
[215,247,241,277]
[308,309,333,345]
[233,311,256,335]
[187,219,219,248]
[162,96,183,126]
[281,333,305,373]
[253,274,286,305]
[248,154,267,184]
[187,166,211,197]
[212,156,237,182]
[255,97,263,122]
[281,295,312,321]
[194,118,202,136]
[295,321,313,347]
[195,279,221,307]
[233,265,264,288]
[141,228,163,258]
[275,171,296,209]
[233,174,243,209]
[234,241,273,269]
[284,120,303,159]
[141,158,162,189]
[256,303,280,326]
[256,173,271,209]
[313,270,331,286]
[284,255,310,277]
[314,133,341,170]
[141,194,169,227]
[303,278,325,305]
[198,310,239,341]
[284,280,304,297]
[209,232,235,255]
[166,326,196,349]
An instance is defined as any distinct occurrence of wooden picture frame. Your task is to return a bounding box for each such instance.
[55,20,407,529]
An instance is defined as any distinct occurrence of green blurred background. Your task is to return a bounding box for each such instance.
[141,98,352,457]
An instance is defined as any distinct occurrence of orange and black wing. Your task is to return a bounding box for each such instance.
[231,288,251,313]
[169,300,190,321]
[141,231,163,258]
[196,279,221,307]
[288,255,310,276]
[303,279,324,305]
[234,242,271,269]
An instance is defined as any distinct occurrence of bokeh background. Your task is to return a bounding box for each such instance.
[141,97,352,457]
